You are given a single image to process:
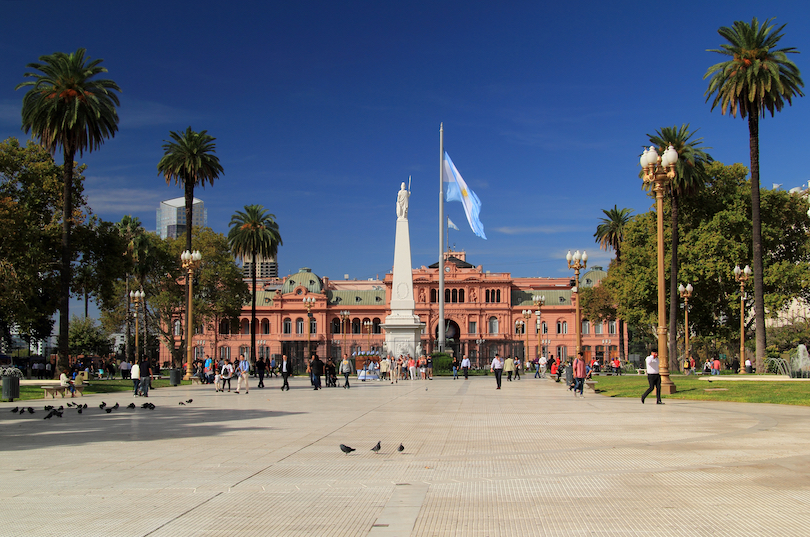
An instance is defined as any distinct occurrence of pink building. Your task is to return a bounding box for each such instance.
[160,250,625,370]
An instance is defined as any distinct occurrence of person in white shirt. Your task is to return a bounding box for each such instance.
[221,359,234,392]
[538,355,548,379]
[641,351,663,404]
[131,362,141,396]
[491,354,504,390]
[460,355,471,379]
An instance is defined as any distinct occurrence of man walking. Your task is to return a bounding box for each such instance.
[461,355,470,379]
[641,350,663,404]
[538,354,547,379]
[139,359,151,398]
[491,353,504,390]
[256,356,266,388]
[310,354,323,390]
[573,352,586,397]
[280,355,291,391]
[340,354,352,389]
[235,354,249,394]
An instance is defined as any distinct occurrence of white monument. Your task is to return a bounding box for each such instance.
[382,182,424,358]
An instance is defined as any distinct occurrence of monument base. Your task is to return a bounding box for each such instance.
[382,315,423,358]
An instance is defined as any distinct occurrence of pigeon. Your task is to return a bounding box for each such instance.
[112,403,119,410]
[186,399,193,404]
[105,408,113,413]
[127,403,136,409]
[83,404,88,409]
[27,407,35,414]
[67,402,74,407]
[10,407,18,413]
[44,411,55,420]
[77,407,83,414]
[178,402,185,405]
[398,444,404,452]
[55,411,63,418]
[340,444,356,454]
[99,403,106,409]
[57,406,63,411]
[44,405,53,411]
[371,441,381,453]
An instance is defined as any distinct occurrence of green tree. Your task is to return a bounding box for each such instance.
[157,127,223,255]
[16,48,121,374]
[115,215,144,361]
[647,124,712,371]
[704,17,805,372]
[228,205,282,366]
[593,205,633,360]
[67,315,112,357]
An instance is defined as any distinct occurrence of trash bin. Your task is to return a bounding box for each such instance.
[169,368,182,386]
[2,375,21,402]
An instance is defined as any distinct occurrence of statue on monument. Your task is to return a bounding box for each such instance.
[396,181,410,219]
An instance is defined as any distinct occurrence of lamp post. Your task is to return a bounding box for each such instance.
[130,290,145,364]
[533,295,545,364]
[678,283,694,368]
[602,338,612,366]
[640,144,679,394]
[521,310,533,362]
[364,320,373,352]
[340,310,350,356]
[733,265,752,374]
[181,250,202,380]
[476,338,486,368]
[303,297,315,358]
[566,250,588,356]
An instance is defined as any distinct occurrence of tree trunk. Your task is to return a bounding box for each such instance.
[58,148,75,376]
[668,191,679,373]
[748,114,767,373]
[125,276,132,361]
[250,249,257,369]
[619,319,626,360]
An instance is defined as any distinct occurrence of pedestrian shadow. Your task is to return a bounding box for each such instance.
[0,407,304,452]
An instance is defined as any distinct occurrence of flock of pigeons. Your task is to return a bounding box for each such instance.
[340,441,405,454]
[9,399,194,419]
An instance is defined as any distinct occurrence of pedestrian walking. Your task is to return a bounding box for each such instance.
[310,354,323,390]
[504,355,515,381]
[340,354,352,389]
[573,352,586,397]
[280,354,291,391]
[641,351,663,404]
[235,354,249,394]
[256,357,266,388]
[221,359,234,392]
[461,355,470,379]
[452,355,459,379]
[491,353,504,389]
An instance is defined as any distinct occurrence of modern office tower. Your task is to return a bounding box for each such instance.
[242,255,279,279]
[156,197,207,240]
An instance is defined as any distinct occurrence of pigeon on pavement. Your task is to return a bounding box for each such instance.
[340,444,356,454]
[398,444,404,452]
[186,399,193,403]
[371,441,381,453]
[10,407,18,413]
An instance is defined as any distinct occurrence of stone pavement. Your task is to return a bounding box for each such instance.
[2,374,810,536]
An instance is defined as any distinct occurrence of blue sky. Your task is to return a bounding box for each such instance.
[2,0,809,294]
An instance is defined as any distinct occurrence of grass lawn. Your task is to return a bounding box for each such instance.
[3,379,193,403]
[593,374,810,406]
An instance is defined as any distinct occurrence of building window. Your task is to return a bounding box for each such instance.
[430,289,437,302]
[310,318,317,335]
[219,320,230,335]
[296,318,304,334]
[332,319,341,334]
[496,290,501,303]
[452,289,458,303]
[262,319,270,334]
[582,320,590,334]
[283,318,291,334]
[239,345,250,359]
[220,346,231,360]
[241,318,250,335]
[609,320,617,335]
[445,289,451,303]
[557,321,568,335]
[469,321,477,334]
[595,322,603,335]
[515,322,525,335]
[488,316,499,334]
[485,289,490,303]
[557,345,567,360]
[373,319,381,334]
[459,289,465,302]
[542,321,548,334]
[174,320,182,336]
[352,319,361,334]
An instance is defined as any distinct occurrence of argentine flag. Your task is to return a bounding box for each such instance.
[443,152,487,240]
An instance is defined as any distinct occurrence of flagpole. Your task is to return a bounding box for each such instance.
[438,123,445,353]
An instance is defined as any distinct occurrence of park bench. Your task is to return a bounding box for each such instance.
[636,368,646,375]
[584,380,598,392]
[42,384,88,398]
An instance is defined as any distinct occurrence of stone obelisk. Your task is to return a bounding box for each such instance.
[382,182,424,358]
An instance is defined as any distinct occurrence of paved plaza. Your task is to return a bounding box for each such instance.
[2,374,810,536]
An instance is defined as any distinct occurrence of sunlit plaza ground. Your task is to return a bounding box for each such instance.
[2,374,810,536]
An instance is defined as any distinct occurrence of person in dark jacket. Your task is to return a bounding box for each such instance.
[310,355,324,390]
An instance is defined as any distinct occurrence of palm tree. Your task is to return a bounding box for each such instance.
[647,125,712,371]
[228,205,282,367]
[157,127,223,254]
[116,215,143,362]
[594,205,633,360]
[16,48,121,374]
[705,17,804,372]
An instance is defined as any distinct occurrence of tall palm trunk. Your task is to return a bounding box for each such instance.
[250,249,257,369]
[748,114,766,373]
[125,276,132,360]
[58,148,75,375]
[669,191,679,372]
[183,181,194,371]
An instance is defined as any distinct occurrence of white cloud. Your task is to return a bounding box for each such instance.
[494,225,586,235]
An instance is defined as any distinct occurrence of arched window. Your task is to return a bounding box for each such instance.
[241,318,250,335]
[542,321,548,334]
[445,289,451,303]
[310,318,317,335]
[373,318,382,334]
[283,318,291,334]
[496,289,501,303]
[430,289,437,303]
[595,322,603,335]
[582,320,590,334]
[296,318,304,334]
[332,319,341,334]
[488,316,499,334]
[609,320,617,335]
[352,319,361,334]
[219,319,230,335]
[174,320,182,336]
[262,319,270,335]
[459,289,465,303]
[515,322,525,335]
[563,321,568,334]
[452,289,458,302]
[485,289,490,303]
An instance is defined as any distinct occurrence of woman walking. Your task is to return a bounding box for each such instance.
[221,358,234,392]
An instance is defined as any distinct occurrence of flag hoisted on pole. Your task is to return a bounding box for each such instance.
[443,152,487,240]
[438,124,445,353]
[447,217,459,231]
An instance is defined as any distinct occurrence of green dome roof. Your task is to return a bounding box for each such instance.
[282,267,323,294]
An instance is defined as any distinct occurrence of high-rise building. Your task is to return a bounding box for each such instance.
[156,197,207,240]
[242,255,279,279]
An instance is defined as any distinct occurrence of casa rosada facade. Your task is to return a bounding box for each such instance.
[159,251,626,369]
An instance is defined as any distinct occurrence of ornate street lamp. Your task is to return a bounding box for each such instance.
[640,144,679,393]
[521,310,533,362]
[181,250,202,380]
[475,338,486,368]
[303,297,316,358]
[533,295,545,364]
[340,310,350,356]
[364,320,373,352]
[129,289,145,363]
[733,265,752,374]
[678,283,694,368]
[566,250,588,357]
